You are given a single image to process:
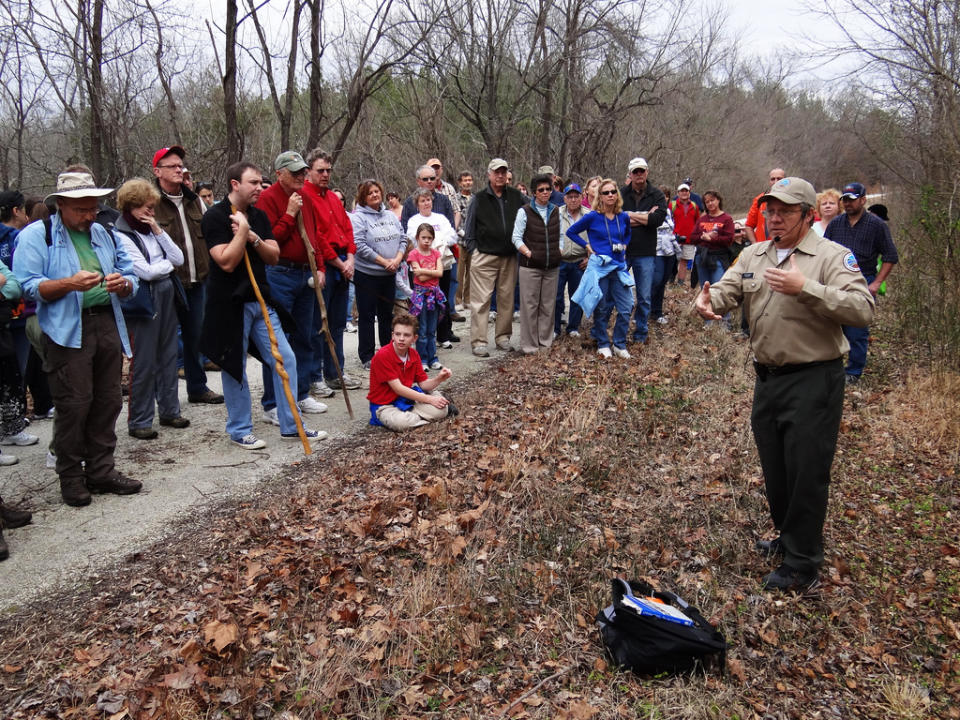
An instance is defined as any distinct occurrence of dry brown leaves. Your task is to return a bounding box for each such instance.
[1,295,957,719]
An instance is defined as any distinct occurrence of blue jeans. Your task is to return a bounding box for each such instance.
[652,255,677,319]
[222,302,301,439]
[416,306,439,365]
[842,274,874,377]
[628,255,654,342]
[175,282,211,397]
[696,249,731,324]
[312,265,349,382]
[261,265,315,409]
[447,260,458,314]
[555,260,585,334]
[592,271,635,349]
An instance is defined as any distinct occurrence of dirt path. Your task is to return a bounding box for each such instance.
[0,317,504,610]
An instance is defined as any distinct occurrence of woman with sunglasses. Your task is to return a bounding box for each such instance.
[565,178,635,358]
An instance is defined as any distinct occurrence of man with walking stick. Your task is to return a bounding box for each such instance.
[200,161,326,450]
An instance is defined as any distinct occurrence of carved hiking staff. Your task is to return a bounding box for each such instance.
[296,212,354,420]
[234,205,311,455]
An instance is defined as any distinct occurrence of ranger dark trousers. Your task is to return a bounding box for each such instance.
[750,358,844,574]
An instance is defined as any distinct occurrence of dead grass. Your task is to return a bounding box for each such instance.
[1,290,958,719]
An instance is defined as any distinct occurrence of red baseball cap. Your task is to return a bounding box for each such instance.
[152,145,186,168]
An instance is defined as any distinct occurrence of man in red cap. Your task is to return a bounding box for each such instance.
[152,145,223,404]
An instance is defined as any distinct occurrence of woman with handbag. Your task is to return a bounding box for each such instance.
[0,259,34,464]
[113,179,187,439]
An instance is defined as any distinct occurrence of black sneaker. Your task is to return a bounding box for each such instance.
[87,473,142,496]
[755,537,783,558]
[446,399,459,417]
[0,502,32,528]
[0,527,7,561]
[762,563,819,592]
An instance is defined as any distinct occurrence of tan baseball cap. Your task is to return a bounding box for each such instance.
[760,177,817,206]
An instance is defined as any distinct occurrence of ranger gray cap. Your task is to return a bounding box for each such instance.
[760,177,817,206]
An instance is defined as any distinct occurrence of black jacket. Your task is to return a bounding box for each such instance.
[620,182,667,257]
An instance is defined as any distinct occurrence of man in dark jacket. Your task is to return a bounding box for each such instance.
[463,158,525,357]
[620,157,666,344]
[152,145,223,404]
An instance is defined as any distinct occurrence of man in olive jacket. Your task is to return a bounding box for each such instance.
[151,145,222,404]
[463,158,525,357]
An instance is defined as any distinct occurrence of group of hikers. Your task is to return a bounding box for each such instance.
[0,149,898,594]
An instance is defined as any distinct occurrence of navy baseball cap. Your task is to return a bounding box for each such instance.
[840,182,866,199]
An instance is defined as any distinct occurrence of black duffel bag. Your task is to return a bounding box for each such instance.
[595,578,727,676]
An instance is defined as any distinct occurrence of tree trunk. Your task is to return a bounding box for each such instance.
[223,0,242,161]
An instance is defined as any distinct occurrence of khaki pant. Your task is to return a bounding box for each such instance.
[376,391,449,431]
[468,251,517,349]
[455,245,472,307]
[518,265,559,353]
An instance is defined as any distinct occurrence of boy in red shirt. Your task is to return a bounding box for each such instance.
[367,313,456,431]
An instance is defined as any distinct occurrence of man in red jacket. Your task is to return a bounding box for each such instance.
[256,150,332,424]
[302,148,362,394]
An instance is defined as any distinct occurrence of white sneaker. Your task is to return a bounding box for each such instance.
[0,431,39,446]
[613,346,631,359]
[597,347,612,359]
[345,321,357,333]
[263,407,280,426]
[46,450,57,469]
[657,316,669,325]
[430,360,443,370]
[441,340,453,349]
[488,310,497,320]
[513,311,520,321]
[282,428,329,442]
[569,330,580,338]
[0,452,18,466]
[233,434,266,450]
[310,380,335,398]
[423,364,430,373]
[298,397,328,414]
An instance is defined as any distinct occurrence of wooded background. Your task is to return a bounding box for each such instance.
[0,0,957,362]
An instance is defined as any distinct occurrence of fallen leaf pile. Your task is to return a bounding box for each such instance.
[1,298,957,719]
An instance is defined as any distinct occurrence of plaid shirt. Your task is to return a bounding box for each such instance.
[824,212,898,275]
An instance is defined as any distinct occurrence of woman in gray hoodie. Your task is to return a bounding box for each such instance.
[352,179,408,367]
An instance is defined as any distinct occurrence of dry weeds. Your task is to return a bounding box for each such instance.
[1,288,958,719]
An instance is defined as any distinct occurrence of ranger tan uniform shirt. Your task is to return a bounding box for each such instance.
[708,228,875,367]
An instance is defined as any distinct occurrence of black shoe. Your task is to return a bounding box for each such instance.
[61,477,92,507]
[446,399,459,417]
[159,416,190,428]
[188,389,225,404]
[128,427,158,440]
[0,502,32,528]
[762,563,819,592]
[87,473,142,496]
[755,537,783,557]
[450,313,466,322]
[0,527,7,561]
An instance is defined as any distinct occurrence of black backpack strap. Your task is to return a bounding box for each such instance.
[43,216,52,246]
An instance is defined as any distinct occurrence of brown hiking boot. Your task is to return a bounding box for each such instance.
[0,500,32,528]
[61,477,92,507]
[87,473,142,496]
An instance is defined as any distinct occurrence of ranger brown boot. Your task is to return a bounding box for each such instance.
[61,477,92,507]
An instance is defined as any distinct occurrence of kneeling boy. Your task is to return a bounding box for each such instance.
[367,313,455,431]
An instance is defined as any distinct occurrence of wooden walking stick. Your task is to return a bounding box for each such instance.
[235,206,312,455]
[296,213,355,419]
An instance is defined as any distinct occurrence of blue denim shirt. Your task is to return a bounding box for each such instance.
[13,213,137,354]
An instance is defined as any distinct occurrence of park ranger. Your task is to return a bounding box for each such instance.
[695,176,874,591]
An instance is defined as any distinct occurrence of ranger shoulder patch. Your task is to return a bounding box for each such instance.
[842,252,860,272]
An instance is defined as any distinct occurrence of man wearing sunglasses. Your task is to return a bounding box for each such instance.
[400,165,456,230]
[619,157,666,345]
